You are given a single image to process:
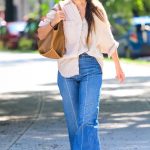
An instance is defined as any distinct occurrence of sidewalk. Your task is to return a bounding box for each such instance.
[0,52,150,150]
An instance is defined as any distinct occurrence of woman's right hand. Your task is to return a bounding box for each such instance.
[51,10,65,26]
[37,9,65,40]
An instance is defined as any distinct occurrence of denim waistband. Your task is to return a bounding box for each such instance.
[79,52,91,57]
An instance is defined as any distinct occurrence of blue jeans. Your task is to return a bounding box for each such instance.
[57,53,102,150]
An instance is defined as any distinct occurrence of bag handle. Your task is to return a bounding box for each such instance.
[51,3,63,30]
[58,3,62,10]
[52,3,61,11]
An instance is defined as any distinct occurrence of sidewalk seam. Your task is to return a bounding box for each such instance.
[6,93,45,150]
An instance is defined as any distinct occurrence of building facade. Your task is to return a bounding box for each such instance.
[0,0,55,22]
[14,0,32,21]
[0,0,5,19]
[0,0,40,21]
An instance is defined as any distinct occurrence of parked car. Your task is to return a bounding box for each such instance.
[0,21,26,49]
[118,16,150,58]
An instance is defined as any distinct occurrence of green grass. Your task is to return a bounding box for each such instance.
[121,58,150,65]
[105,57,150,65]
[0,49,38,54]
[0,49,150,65]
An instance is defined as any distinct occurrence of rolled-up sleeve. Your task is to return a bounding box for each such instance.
[98,25,119,58]
[94,0,119,58]
[38,3,59,27]
[107,40,119,58]
[106,26,119,58]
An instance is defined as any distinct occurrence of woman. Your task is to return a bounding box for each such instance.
[38,0,125,149]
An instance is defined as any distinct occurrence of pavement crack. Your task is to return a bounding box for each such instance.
[7,120,35,150]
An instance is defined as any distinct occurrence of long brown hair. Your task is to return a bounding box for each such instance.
[85,0,105,44]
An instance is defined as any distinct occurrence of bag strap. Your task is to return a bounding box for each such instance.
[50,3,63,30]
[58,3,62,10]
[52,3,61,11]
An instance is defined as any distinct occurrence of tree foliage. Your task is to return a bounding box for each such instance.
[27,0,149,20]
[101,0,149,20]
[100,0,149,36]
[27,0,149,34]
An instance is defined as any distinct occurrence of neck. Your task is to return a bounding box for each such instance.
[73,0,86,4]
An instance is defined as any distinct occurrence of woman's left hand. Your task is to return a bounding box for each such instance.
[115,65,125,83]
[110,49,125,83]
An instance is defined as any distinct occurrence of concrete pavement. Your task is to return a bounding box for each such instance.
[0,52,150,150]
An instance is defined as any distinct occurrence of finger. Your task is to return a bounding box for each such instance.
[56,15,65,20]
[119,77,123,83]
[58,13,65,18]
[116,74,123,83]
[59,16,65,21]
[56,13,64,17]
[57,10,64,13]
[58,11,65,15]
[59,16,65,18]
[122,73,125,81]
[120,78,124,83]
[120,74,125,83]
[58,14,65,17]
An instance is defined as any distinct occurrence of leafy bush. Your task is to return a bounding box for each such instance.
[18,37,33,50]
[0,41,4,50]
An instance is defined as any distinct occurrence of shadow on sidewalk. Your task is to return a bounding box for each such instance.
[0,76,150,149]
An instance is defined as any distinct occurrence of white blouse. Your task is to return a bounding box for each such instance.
[78,18,89,55]
[38,0,119,77]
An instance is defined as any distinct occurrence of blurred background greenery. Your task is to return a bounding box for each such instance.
[0,0,150,58]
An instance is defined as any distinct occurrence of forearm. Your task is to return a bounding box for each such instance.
[111,49,125,82]
[37,24,52,40]
[111,49,121,67]
[37,20,57,40]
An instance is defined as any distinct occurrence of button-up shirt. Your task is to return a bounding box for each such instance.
[38,0,119,77]
[78,18,89,55]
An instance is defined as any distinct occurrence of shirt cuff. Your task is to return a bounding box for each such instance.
[107,41,119,58]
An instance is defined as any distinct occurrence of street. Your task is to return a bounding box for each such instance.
[0,52,150,150]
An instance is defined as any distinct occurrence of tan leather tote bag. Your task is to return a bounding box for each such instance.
[38,4,65,59]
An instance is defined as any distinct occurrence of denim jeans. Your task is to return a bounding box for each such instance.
[57,53,102,150]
